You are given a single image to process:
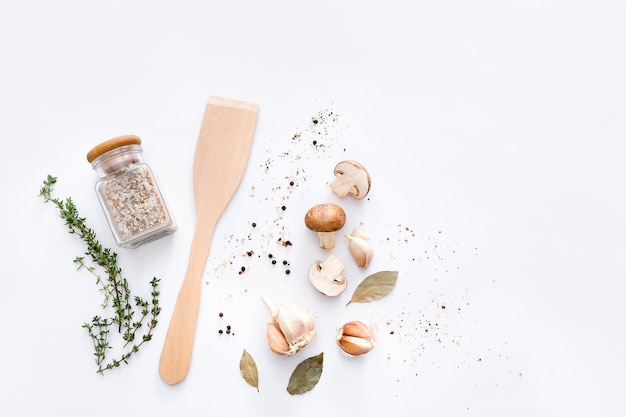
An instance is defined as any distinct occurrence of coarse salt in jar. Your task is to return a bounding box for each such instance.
[86,134,177,248]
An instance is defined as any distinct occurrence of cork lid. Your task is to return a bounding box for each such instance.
[86,134,142,163]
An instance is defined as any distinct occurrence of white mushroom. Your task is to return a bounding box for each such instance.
[308,254,347,296]
[304,203,346,249]
[329,160,371,199]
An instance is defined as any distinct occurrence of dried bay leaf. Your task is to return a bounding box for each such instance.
[346,270,398,306]
[286,352,324,395]
[239,349,259,392]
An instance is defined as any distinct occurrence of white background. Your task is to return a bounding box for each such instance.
[1,1,625,416]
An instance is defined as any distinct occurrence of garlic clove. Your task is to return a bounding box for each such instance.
[337,335,374,356]
[266,321,290,355]
[345,228,374,269]
[337,320,375,356]
[340,320,373,339]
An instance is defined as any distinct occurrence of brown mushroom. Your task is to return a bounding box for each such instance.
[329,160,371,199]
[304,203,346,249]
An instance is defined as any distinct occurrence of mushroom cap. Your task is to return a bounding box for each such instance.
[304,203,346,232]
[331,160,371,199]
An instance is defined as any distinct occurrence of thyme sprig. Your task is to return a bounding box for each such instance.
[39,175,161,374]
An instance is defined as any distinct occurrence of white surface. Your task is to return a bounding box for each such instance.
[1,1,625,416]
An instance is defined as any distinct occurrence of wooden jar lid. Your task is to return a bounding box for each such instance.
[86,134,142,163]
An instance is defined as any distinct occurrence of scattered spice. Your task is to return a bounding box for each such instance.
[203,104,496,398]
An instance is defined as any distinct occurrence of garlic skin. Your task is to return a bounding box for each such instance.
[336,321,375,356]
[345,228,374,269]
[262,295,316,356]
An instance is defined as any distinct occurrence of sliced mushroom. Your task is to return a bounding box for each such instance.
[304,203,346,249]
[309,254,347,296]
[329,160,371,199]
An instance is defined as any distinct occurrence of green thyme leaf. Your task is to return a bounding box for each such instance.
[286,352,324,395]
[39,175,160,374]
[346,270,398,306]
[239,349,260,392]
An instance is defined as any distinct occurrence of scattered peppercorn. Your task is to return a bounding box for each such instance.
[281,205,286,211]
[251,222,256,227]
[282,260,288,265]
[289,180,294,186]
[271,260,277,265]
[218,329,223,334]
[312,140,317,145]
[285,269,291,275]
[219,312,224,317]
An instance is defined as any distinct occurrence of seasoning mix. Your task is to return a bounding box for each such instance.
[87,134,176,248]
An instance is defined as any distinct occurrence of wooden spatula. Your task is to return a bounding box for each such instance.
[159,96,259,385]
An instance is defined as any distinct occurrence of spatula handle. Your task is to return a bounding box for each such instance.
[158,233,210,385]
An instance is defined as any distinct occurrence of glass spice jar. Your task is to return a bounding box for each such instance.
[86,134,177,248]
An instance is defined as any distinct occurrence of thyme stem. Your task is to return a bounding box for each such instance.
[39,175,161,373]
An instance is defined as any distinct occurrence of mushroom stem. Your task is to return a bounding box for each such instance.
[329,176,353,198]
[317,231,336,249]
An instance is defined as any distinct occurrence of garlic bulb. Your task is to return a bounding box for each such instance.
[261,295,316,356]
[345,228,374,269]
[336,321,375,356]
